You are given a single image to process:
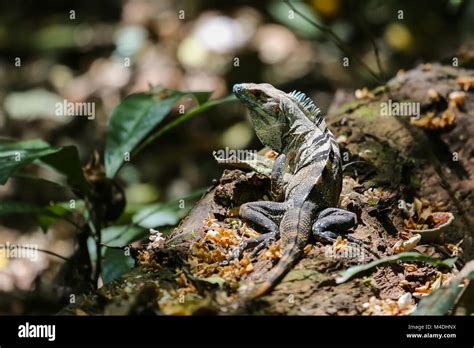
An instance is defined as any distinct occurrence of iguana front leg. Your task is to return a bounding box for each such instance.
[270,154,286,202]
[227,155,288,260]
[227,201,286,260]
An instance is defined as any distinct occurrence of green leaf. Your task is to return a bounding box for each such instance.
[101,225,147,248]
[12,172,69,189]
[37,215,56,232]
[0,200,80,232]
[186,91,212,105]
[105,89,212,178]
[101,247,135,284]
[0,201,57,216]
[412,261,474,315]
[0,140,90,196]
[37,210,68,232]
[0,140,62,185]
[36,202,79,232]
[133,94,236,156]
[411,261,474,315]
[116,187,206,242]
[39,146,91,196]
[128,186,208,230]
[0,139,50,148]
[198,276,227,288]
[132,206,181,229]
[336,252,457,284]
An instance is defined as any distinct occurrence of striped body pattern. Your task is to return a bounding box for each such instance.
[232,83,349,298]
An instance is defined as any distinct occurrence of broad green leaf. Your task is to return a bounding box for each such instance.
[132,206,181,229]
[0,140,90,196]
[101,247,135,284]
[0,200,79,232]
[185,91,212,105]
[87,225,144,271]
[0,140,61,184]
[39,146,91,196]
[198,276,227,288]
[105,89,212,178]
[37,206,70,232]
[412,261,474,315]
[125,186,206,215]
[134,94,236,155]
[12,172,69,189]
[117,186,207,240]
[0,201,57,216]
[101,225,147,248]
[0,139,49,148]
[36,201,81,232]
[336,252,457,284]
[37,215,58,232]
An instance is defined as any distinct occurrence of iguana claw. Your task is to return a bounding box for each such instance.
[221,232,277,264]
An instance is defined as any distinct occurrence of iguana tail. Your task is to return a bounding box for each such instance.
[251,243,302,299]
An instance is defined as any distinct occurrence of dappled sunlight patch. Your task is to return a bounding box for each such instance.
[187,215,262,287]
[362,293,416,316]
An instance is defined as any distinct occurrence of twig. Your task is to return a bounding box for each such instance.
[84,198,103,289]
[92,205,102,288]
[354,10,386,81]
[0,244,68,261]
[132,95,236,157]
[284,0,384,84]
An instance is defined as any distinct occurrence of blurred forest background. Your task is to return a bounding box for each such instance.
[0,0,473,314]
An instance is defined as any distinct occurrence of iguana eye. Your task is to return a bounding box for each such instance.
[252,90,265,100]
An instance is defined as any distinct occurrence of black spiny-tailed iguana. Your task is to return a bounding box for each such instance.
[231,83,363,298]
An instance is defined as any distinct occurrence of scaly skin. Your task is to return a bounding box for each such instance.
[232,83,358,298]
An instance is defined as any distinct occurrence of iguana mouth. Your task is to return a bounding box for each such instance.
[232,83,245,94]
[233,83,275,120]
[233,83,258,106]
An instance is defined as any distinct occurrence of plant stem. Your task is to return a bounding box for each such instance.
[0,244,68,261]
[132,94,236,157]
[284,0,384,84]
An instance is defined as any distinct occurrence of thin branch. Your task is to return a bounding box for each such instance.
[132,94,236,157]
[89,201,102,288]
[60,215,84,231]
[354,10,386,81]
[0,244,68,261]
[284,0,384,84]
[100,243,126,250]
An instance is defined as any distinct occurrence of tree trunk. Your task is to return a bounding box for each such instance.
[61,64,474,316]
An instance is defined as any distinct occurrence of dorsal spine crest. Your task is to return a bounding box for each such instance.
[288,90,324,130]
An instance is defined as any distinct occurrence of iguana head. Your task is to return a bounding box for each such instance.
[233,83,293,151]
[233,83,319,152]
